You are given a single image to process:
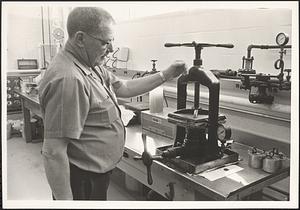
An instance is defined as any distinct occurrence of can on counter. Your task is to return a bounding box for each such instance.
[262,148,284,173]
[248,147,266,169]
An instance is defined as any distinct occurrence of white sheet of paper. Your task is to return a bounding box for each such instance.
[198,164,244,181]
[226,173,249,185]
[119,105,135,126]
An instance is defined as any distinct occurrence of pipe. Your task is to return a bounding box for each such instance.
[47,6,52,59]
[41,7,46,69]
[246,44,291,59]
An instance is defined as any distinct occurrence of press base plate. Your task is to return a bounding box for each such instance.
[156,145,239,174]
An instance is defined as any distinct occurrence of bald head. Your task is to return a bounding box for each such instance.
[67,7,115,38]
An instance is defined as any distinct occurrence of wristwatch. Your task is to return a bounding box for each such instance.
[159,71,167,82]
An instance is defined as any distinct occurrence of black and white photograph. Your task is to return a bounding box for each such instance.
[1,1,299,209]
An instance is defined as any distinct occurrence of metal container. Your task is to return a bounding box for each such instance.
[248,147,266,169]
[262,150,283,173]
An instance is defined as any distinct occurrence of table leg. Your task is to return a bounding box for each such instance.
[248,190,263,200]
[21,99,32,143]
[242,190,263,200]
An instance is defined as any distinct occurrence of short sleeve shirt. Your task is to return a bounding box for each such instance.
[38,48,125,173]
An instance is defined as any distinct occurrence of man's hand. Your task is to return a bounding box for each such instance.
[162,60,188,81]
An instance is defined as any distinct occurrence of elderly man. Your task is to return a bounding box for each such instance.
[38,7,187,200]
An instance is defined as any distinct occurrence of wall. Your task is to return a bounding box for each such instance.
[4,2,204,71]
[5,5,292,73]
[4,5,70,70]
[114,9,292,74]
[6,6,42,70]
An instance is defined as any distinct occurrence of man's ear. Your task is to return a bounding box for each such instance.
[74,31,85,48]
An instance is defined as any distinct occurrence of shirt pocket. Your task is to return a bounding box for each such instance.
[95,97,119,127]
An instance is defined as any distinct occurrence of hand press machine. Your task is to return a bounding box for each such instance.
[135,41,239,185]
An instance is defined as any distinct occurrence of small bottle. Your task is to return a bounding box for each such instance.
[149,86,164,113]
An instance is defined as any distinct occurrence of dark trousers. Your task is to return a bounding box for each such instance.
[53,163,112,200]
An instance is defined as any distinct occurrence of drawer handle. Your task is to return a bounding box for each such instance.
[165,182,175,201]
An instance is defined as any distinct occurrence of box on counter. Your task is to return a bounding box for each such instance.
[141,107,176,139]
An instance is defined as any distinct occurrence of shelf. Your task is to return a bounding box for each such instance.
[7,69,44,76]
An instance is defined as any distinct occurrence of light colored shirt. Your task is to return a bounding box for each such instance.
[38,44,125,173]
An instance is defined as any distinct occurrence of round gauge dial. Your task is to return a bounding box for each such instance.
[217,124,232,142]
[276,32,289,46]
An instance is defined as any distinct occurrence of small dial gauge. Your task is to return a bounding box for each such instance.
[276,32,289,46]
[217,124,232,142]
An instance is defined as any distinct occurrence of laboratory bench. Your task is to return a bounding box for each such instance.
[119,125,290,201]
[13,90,290,201]
[14,90,41,143]
[6,70,43,113]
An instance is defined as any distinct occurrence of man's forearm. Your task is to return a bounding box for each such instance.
[43,154,73,200]
[42,138,73,200]
[116,72,164,98]
[115,60,187,98]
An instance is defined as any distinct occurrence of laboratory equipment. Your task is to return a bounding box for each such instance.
[7,76,22,112]
[141,60,158,77]
[262,148,285,174]
[17,59,38,70]
[135,41,239,184]
[248,147,266,169]
[237,32,292,104]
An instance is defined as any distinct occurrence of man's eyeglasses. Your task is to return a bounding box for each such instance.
[85,33,114,46]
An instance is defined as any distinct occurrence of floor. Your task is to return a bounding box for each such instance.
[5,113,145,201]
[6,136,143,200]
